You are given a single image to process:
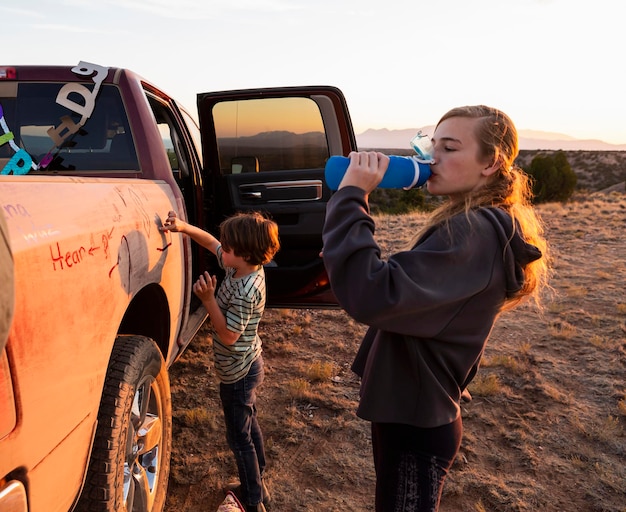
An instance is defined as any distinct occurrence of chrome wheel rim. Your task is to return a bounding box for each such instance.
[123,375,163,511]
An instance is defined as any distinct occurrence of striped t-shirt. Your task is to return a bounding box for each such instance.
[210,246,266,384]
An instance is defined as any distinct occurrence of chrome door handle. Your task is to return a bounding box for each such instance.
[241,191,262,200]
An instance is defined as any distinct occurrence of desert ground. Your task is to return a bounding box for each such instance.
[164,191,626,512]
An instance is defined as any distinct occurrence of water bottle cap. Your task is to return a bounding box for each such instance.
[410,131,434,163]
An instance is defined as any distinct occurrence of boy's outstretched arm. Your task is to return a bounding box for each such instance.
[160,210,220,255]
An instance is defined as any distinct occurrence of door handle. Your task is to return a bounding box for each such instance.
[241,191,262,200]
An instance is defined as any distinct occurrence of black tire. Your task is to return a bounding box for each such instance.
[76,335,172,512]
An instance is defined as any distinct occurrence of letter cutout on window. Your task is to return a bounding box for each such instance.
[0,103,37,174]
[55,83,97,126]
[46,115,82,148]
[1,149,33,175]
[72,61,108,88]
[0,104,21,154]
[39,61,109,167]
[0,131,13,146]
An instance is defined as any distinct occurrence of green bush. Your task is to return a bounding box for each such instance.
[524,150,577,203]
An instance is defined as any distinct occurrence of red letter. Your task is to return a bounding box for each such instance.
[50,243,65,271]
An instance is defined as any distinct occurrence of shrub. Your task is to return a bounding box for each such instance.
[524,150,577,202]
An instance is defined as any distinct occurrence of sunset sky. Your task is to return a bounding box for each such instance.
[4,0,624,145]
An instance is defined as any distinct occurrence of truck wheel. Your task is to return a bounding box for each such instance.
[76,335,172,512]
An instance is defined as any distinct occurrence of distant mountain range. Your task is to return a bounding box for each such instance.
[356,127,626,152]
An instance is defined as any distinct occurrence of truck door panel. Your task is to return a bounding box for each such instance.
[198,87,357,307]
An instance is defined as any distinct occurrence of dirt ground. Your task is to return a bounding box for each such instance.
[164,191,626,512]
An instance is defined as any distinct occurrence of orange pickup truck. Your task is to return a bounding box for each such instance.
[0,62,357,512]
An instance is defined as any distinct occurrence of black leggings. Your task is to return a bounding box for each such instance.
[371,417,463,512]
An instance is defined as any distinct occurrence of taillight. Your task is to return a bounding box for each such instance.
[0,67,16,80]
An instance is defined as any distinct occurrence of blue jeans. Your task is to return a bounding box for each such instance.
[220,356,266,506]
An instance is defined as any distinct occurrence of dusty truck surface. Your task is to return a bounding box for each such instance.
[0,62,358,512]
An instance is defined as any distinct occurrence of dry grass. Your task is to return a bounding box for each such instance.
[166,191,626,512]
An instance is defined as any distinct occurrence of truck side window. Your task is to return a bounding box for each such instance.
[180,108,202,168]
[145,94,200,233]
[212,97,329,174]
[147,96,191,180]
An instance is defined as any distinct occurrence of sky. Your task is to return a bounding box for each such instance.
[3,0,625,145]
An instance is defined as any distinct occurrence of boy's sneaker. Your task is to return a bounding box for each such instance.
[224,481,271,509]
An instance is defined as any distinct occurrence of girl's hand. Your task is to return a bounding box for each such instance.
[338,151,389,194]
[193,271,217,302]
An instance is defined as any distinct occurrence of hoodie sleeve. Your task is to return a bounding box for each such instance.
[322,187,505,338]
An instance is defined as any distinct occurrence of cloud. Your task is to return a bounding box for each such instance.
[81,0,305,20]
[0,6,44,17]
[30,23,115,34]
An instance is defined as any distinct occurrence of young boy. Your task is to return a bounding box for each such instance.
[161,210,280,512]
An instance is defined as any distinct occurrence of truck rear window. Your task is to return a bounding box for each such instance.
[1,83,139,175]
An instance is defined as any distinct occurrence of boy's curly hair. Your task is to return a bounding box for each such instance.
[219,212,280,266]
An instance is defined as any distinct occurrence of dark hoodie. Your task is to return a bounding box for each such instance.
[322,186,541,428]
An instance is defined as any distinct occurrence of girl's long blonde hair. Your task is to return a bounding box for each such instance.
[421,105,550,309]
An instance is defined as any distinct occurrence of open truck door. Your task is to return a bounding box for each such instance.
[198,86,358,308]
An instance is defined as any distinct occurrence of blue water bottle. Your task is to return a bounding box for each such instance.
[324,131,434,191]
